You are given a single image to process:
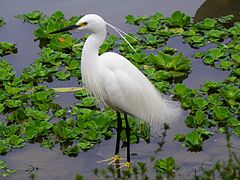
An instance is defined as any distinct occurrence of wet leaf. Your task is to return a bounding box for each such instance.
[0,17,5,27]
[154,157,177,176]
[168,10,190,27]
[192,97,208,110]
[213,106,230,121]
[16,11,45,24]
[4,99,22,108]
[0,42,17,56]
[185,130,203,150]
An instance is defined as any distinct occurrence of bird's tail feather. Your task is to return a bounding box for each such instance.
[149,94,183,134]
[131,83,183,134]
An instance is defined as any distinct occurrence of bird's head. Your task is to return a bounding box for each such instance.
[50,14,106,34]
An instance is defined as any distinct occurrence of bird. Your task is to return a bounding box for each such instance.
[50,14,182,168]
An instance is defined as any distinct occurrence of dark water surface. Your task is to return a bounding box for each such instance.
[1,0,239,179]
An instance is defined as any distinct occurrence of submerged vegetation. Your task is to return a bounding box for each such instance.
[0,10,239,178]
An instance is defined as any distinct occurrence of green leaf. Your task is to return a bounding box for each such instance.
[6,169,17,173]
[202,18,217,29]
[146,19,159,30]
[50,34,77,50]
[4,85,20,95]
[25,108,51,121]
[213,106,230,121]
[185,130,203,149]
[64,145,80,156]
[228,117,240,127]
[174,133,185,142]
[50,11,65,21]
[168,10,190,27]
[201,81,222,93]
[192,97,208,110]
[0,17,6,27]
[233,126,240,137]
[231,52,240,63]
[16,11,45,24]
[2,172,9,177]
[174,84,192,97]
[55,71,71,80]
[154,157,177,176]
[207,94,223,106]
[8,135,24,148]
[206,48,224,59]
[77,97,95,107]
[0,61,15,81]
[0,42,17,56]
[67,60,80,70]
[24,121,53,140]
[219,60,233,70]
[125,15,136,24]
[0,104,4,113]
[145,34,158,45]
[187,35,205,47]
[219,85,240,101]
[4,99,22,108]
[77,141,93,150]
[194,110,206,126]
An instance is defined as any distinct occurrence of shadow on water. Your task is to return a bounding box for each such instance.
[194,0,240,27]
[1,0,239,179]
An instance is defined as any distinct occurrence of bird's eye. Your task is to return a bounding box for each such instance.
[79,22,88,27]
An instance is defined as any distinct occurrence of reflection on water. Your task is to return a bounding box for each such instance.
[194,0,240,26]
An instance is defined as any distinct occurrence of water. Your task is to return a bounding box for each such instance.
[1,0,239,179]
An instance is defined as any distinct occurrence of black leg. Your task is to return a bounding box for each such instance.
[124,113,130,163]
[115,112,122,155]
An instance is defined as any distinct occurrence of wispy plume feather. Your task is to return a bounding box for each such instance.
[105,22,138,52]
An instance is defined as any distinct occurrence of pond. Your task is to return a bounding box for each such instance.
[0,0,240,179]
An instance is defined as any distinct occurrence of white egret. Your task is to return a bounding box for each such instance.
[51,14,182,168]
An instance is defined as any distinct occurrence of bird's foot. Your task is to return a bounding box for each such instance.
[97,155,126,165]
[117,161,131,169]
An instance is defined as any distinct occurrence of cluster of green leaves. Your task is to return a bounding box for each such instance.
[126,11,234,48]
[0,42,17,56]
[0,61,61,154]
[15,10,45,24]
[0,160,16,177]
[174,78,239,150]
[154,157,178,179]
[194,43,240,71]
[0,122,24,155]
[126,11,190,48]
[21,48,81,82]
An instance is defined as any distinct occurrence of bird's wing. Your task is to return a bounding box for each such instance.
[99,52,146,110]
[99,52,182,128]
[99,52,158,116]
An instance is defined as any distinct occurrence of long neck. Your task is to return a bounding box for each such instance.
[81,30,106,67]
[81,28,106,83]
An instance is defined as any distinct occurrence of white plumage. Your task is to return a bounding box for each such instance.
[79,14,182,130]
